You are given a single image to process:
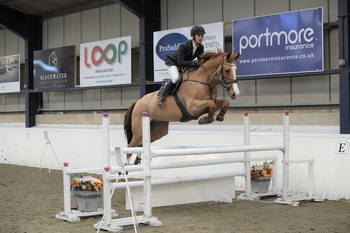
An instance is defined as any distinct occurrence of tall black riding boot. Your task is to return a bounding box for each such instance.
[156,80,174,108]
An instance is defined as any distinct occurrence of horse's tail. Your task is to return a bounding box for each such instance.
[124,101,137,144]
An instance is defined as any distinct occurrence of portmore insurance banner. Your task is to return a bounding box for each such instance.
[33,46,75,90]
[153,22,224,82]
[232,8,323,77]
[0,54,20,93]
[80,36,131,87]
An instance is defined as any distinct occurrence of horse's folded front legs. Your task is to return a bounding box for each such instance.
[198,111,214,124]
[216,109,225,121]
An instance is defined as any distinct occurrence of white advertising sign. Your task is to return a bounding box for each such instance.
[79,36,131,87]
[0,54,20,93]
[153,22,224,82]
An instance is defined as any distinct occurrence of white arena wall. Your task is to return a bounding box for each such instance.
[0,119,349,201]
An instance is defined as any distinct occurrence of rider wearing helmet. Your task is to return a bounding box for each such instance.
[156,25,206,108]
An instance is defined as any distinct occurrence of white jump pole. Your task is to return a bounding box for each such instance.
[271,159,278,192]
[243,111,251,197]
[308,159,314,197]
[102,113,110,167]
[63,162,71,214]
[102,166,112,224]
[149,144,284,156]
[282,110,290,200]
[142,112,152,218]
[102,113,112,223]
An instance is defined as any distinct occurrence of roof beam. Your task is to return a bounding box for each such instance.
[113,0,143,17]
[0,4,26,37]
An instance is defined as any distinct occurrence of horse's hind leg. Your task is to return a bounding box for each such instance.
[150,121,169,142]
[133,154,142,165]
[133,121,169,165]
[126,127,143,165]
[127,136,142,165]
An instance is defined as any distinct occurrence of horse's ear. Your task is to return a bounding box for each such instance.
[235,53,240,60]
[227,52,232,59]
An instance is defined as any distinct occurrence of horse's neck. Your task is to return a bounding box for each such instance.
[187,64,217,83]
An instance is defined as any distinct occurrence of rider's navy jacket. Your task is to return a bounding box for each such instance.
[165,39,204,69]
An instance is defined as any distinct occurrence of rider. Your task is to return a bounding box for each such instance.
[156,25,206,108]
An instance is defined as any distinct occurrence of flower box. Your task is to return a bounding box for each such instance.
[250,161,273,193]
[70,174,104,212]
[74,190,102,212]
[251,177,271,193]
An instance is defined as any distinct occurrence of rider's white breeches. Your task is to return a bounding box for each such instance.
[167,65,179,84]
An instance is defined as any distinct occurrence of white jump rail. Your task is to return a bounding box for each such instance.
[56,111,323,232]
[95,111,282,232]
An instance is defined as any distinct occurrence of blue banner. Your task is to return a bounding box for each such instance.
[233,8,323,77]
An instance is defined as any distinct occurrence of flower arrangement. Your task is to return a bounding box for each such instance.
[71,174,103,192]
[250,161,274,183]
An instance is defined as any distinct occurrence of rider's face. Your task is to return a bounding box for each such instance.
[193,34,204,44]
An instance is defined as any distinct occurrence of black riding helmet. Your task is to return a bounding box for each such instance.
[191,25,206,36]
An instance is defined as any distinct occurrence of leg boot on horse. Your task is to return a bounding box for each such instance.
[156,80,174,108]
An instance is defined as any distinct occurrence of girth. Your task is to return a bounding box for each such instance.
[173,92,198,122]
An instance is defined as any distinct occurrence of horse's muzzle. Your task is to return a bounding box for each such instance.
[231,93,236,100]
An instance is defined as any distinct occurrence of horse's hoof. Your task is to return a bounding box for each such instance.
[198,118,205,125]
[216,115,223,121]
[134,156,142,165]
[206,117,214,124]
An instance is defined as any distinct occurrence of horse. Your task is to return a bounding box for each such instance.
[124,50,240,164]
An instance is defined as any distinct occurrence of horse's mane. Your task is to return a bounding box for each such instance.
[198,49,231,65]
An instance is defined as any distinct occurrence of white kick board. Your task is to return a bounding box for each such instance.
[125,177,235,210]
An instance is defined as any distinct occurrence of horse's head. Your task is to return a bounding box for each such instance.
[197,50,240,100]
[219,52,240,100]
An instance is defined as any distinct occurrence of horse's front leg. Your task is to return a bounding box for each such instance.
[198,100,219,124]
[215,99,229,121]
[198,111,214,124]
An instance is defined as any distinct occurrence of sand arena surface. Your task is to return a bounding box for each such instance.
[1,163,350,233]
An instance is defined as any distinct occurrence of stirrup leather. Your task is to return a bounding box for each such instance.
[156,96,166,107]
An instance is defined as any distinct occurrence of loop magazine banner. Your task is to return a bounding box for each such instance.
[79,36,131,87]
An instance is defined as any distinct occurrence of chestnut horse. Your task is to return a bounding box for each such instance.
[124,50,240,164]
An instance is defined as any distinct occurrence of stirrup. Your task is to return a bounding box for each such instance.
[156,97,166,108]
